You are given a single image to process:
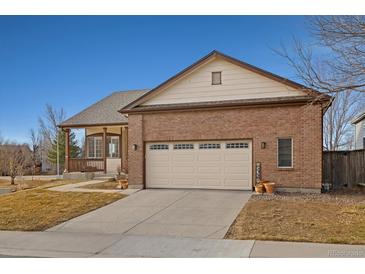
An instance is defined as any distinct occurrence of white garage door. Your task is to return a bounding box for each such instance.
[145,140,252,190]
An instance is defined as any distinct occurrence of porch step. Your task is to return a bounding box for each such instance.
[63,172,95,181]
[94,176,115,182]
[94,172,127,181]
[63,172,127,182]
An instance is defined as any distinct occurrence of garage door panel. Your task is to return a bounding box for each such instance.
[224,153,250,161]
[171,163,196,168]
[149,178,170,185]
[197,174,221,180]
[172,179,197,186]
[146,140,252,190]
[224,179,250,186]
[146,154,170,162]
[198,179,221,186]
[172,154,195,161]
[225,166,250,174]
[197,167,222,174]
[147,161,170,168]
[198,161,224,167]
[197,154,222,161]
[223,161,247,167]
[172,166,195,173]
[147,166,170,174]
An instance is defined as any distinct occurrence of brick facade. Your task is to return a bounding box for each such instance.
[127,103,323,191]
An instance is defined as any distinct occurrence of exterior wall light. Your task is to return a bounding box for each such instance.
[261,142,266,149]
[132,144,138,151]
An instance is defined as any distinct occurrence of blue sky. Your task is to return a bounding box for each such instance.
[0,16,310,143]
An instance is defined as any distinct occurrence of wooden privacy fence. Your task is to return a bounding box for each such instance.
[323,150,365,190]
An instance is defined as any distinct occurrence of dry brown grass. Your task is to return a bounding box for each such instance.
[80,181,119,190]
[0,189,124,231]
[225,193,365,244]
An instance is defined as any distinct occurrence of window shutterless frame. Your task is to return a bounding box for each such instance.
[211,71,222,85]
[277,137,293,168]
[87,136,103,159]
[107,136,120,158]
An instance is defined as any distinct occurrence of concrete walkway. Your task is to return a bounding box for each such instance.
[0,231,364,258]
[49,189,251,238]
[48,180,140,195]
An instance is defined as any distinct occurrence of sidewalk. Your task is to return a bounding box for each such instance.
[0,230,363,258]
[250,240,365,258]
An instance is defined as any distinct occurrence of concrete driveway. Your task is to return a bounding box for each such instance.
[49,189,251,239]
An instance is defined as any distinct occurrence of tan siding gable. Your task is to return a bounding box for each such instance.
[143,57,306,106]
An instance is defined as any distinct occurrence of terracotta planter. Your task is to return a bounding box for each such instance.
[263,182,276,194]
[255,184,265,194]
[118,179,128,190]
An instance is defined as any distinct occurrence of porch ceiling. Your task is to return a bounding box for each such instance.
[86,126,125,136]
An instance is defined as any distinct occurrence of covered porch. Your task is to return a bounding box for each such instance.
[58,90,148,175]
[63,125,128,174]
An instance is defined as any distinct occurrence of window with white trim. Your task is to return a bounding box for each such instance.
[277,138,293,168]
[212,71,222,85]
[149,144,169,150]
[226,143,249,149]
[107,136,119,158]
[199,143,221,149]
[87,136,102,158]
[173,144,194,150]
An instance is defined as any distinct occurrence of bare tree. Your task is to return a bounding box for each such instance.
[38,104,66,173]
[0,132,4,175]
[29,128,41,176]
[2,145,26,184]
[276,16,365,151]
[278,16,365,94]
[324,92,365,150]
[39,104,66,143]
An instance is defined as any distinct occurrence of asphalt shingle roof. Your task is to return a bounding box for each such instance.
[60,89,149,127]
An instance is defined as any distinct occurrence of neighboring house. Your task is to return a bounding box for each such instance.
[60,50,331,193]
[352,111,365,150]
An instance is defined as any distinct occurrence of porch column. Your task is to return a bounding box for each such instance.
[103,127,107,174]
[84,129,88,159]
[121,126,128,173]
[120,127,123,172]
[65,128,70,172]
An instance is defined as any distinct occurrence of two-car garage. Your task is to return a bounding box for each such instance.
[145,140,252,190]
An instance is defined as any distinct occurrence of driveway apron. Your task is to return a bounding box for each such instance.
[48,189,251,239]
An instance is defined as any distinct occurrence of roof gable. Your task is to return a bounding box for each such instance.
[121,50,323,111]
